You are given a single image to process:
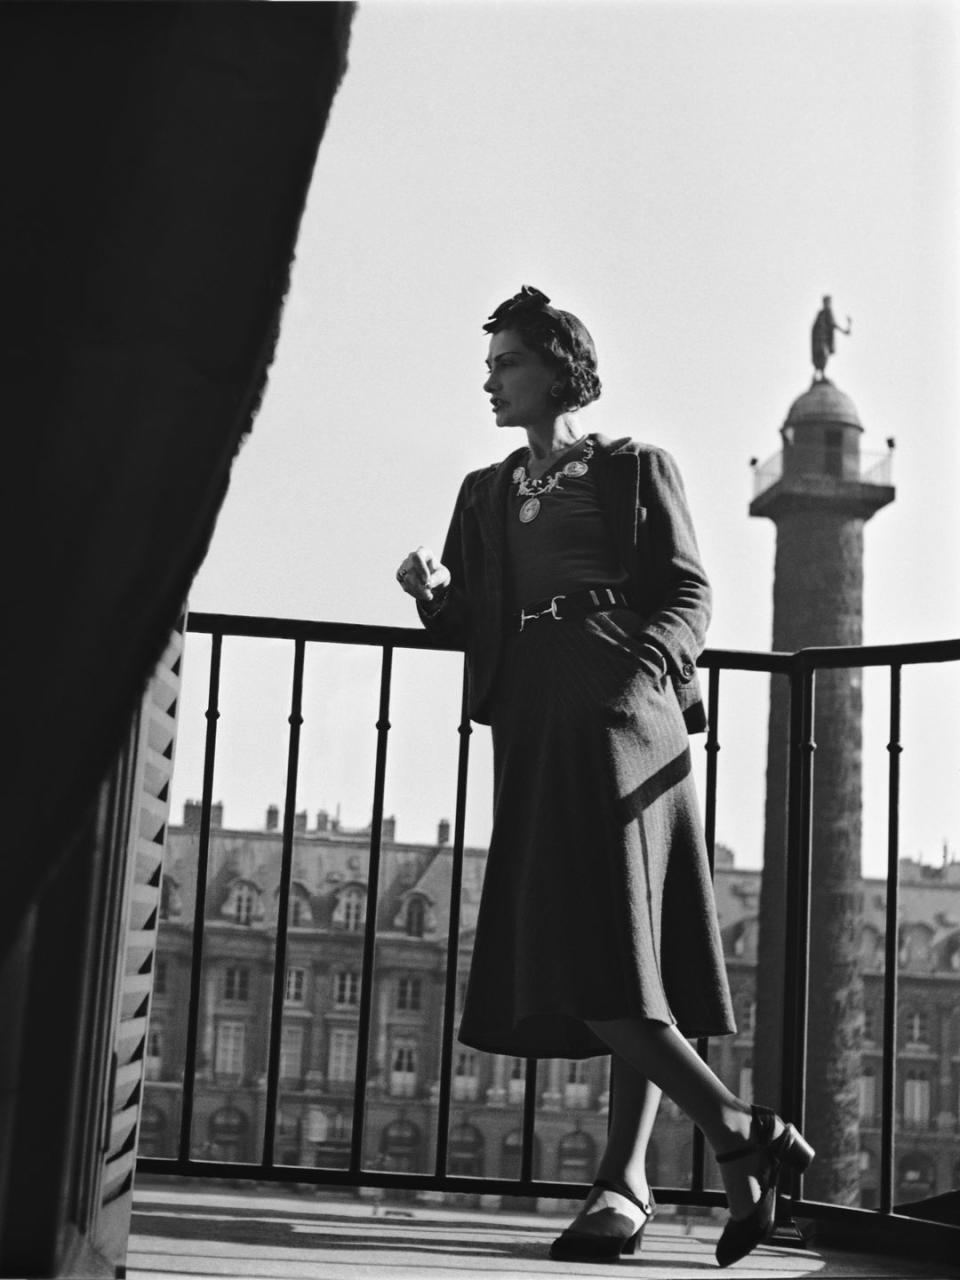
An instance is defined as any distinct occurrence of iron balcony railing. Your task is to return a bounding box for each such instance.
[138,612,960,1248]
[752,447,894,499]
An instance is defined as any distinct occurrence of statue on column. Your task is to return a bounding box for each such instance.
[811,295,852,380]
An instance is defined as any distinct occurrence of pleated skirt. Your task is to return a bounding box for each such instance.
[457,607,736,1060]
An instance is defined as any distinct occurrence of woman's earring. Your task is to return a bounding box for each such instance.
[549,383,563,399]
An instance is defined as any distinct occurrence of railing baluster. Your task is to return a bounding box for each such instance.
[880,663,902,1215]
[178,630,222,1164]
[779,660,815,1200]
[520,1058,538,1183]
[349,646,393,1174]
[434,663,473,1179]
[692,664,722,1194]
[261,638,306,1168]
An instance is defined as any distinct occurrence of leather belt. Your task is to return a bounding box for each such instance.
[511,587,631,633]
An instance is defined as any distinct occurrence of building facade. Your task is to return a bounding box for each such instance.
[143,805,960,1210]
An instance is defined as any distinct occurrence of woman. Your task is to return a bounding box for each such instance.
[395,286,812,1266]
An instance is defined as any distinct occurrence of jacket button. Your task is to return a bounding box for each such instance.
[681,662,694,680]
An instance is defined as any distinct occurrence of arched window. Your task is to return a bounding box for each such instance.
[207,1105,250,1163]
[138,1105,169,1158]
[898,1152,935,1204]
[380,1118,422,1173]
[448,1123,484,1177]
[501,1129,541,1180]
[557,1130,597,1184]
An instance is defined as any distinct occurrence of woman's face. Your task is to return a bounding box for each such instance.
[483,328,557,428]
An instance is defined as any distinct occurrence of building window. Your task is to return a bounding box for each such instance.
[859,1066,876,1121]
[738,1066,754,1103]
[328,1028,357,1084]
[234,883,257,926]
[863,1004,878,1043]
[736,997,755,1037]
[154,957,167,997]
[447,1123,484,1177]
[565,1060,590,1108]
[903,1070,930,1127]
[405,897,425,937]
[334,887,366,932]
[397,976,422,1012]
[289,891,312,927]
[905,1010,929,1047]
[146,1025,163,1081]
[285,967,306,1005]
[333,970,360,1008]
[557,1130,597,1183]
[224,966,250,1002]
[216,1021,246,1080]
[391,1039,418,1097]
[453,1050,479,1101]
[280,1024,304,1082]
[508,1057,527,1105]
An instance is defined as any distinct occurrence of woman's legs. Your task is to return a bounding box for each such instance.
[595,1054,661,1203]
[586,1016,769,1220]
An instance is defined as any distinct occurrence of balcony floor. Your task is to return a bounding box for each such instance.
[128,1181,960,1280]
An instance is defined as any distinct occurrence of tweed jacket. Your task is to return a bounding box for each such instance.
[418,434,711,733]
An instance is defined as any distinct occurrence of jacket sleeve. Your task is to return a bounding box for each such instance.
[415,474,473,647]
[634,447,712,686]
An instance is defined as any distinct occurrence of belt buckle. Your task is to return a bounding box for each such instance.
[519,594,565,632]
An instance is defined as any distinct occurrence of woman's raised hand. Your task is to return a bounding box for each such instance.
[395,546,451,602]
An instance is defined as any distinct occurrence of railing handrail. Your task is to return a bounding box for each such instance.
[186,610,960,671]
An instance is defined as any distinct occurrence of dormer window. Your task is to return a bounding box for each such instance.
[229,882,260,926]
[287,885,313,928]
[334,886,366,932]
[406,897,425,938]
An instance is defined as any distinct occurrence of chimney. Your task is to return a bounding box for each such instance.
[316,809,329,833]
[266,805,279,832]
[183,800,202,831]
[381,815,396,843]
[437,819,450,846]
[210,802,223,829]
[294,810,307,833]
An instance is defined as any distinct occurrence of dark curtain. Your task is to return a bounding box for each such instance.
[1,2,355,955]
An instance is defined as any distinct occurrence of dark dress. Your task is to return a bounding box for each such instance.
[420,434,736,1060]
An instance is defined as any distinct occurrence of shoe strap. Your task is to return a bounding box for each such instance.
[715,1106,778,1164]
[593,1178,653,1216]
[715,1141,760,1164]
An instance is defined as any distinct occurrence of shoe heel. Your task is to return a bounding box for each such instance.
[781,1126,815,1172]
[621,1225,644,1256]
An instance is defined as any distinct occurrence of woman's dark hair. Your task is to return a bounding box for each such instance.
[482,285,601,412]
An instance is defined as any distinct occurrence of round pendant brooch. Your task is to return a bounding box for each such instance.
[519,496,541,523]
[563,460,588,478]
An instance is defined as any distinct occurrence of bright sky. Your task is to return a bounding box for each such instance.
[174,0,960,878]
